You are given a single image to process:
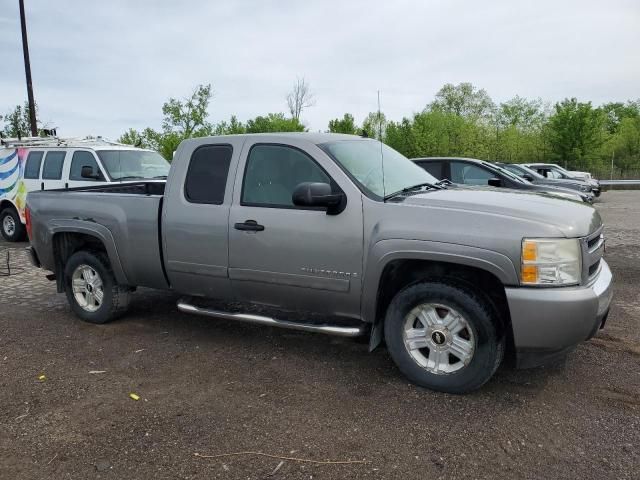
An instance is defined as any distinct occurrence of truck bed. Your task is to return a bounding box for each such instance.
[27,182,169,290]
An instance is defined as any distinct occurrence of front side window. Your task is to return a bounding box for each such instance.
[184,145,233,204]
[242,144,330,207]
[24,151,44,179]
[450,162,494,185]
[97,150,170,181]
[42,151,66,180]
[70,151,104,181]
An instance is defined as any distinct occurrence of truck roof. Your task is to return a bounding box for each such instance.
[180,132,364,146]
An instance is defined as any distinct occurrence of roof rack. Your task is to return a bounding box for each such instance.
[0,135,128,149]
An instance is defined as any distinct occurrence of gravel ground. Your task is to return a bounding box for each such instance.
[0,192,638,480]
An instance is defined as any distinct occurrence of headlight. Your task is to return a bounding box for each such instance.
[580,185,590,192]
[521,238,582,286]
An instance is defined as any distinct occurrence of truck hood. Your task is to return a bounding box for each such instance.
[401,187,601,237]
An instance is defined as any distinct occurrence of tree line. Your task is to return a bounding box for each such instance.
[3,81,639,178]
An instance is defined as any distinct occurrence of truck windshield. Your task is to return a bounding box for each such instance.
[319,139,438,199]
[97,150,170,181]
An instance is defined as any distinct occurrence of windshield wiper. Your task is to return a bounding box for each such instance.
[436,179,453,186]
[384,182,443,201]
[152,175,168,179]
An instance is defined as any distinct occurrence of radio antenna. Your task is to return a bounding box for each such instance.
[378,90,386,197]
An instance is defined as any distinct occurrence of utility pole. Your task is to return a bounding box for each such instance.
[19,0,38,137]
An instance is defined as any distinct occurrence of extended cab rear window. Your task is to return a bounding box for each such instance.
[24,151,44,179]
[184,145,233,204]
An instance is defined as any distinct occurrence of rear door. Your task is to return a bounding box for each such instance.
[162,138,243,298]
[227,140,364,317]
[41,150,67,190]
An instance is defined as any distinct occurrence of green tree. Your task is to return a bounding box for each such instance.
[117,128,148,148]
[1,102,49,138]
[547,98,606,169]
[429,82,494,119]
[245,113,305,133]
[212,115,247,135]
[384,118,415,157]
[327,113,358,134]
[362,111,387,140]
[599,100,640,134]
[118,84,214,160]
[161,84,213,137]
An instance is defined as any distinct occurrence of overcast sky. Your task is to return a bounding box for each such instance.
[1,0,638,138]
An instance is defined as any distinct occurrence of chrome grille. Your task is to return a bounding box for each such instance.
[581,226,604,284]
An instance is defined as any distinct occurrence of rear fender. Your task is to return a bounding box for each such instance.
[49,219,128,285]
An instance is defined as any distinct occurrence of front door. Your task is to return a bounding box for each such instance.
[228,141,363,318]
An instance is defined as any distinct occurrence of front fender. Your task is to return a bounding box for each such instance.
[360,239,519,324]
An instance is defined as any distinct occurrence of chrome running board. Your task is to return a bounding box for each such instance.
[177,299,366,337]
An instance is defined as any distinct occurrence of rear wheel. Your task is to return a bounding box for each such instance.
[0,207,26,242]
[64,251,130,324]
[384,281,504,394]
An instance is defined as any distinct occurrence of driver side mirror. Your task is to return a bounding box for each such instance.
[81,165,100,180]
[488,178,502,187]
[522,174,534,182]
[292,182,345,215]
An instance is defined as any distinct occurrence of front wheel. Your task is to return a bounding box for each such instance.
[64,251,130,324]
[384,281,504,394]
[0,207,26,242]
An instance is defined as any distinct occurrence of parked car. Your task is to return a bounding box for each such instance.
[412,157,593,203]
[0,136,170,241]
[496,162,594,200]
[26,133,612,394]
[523,163,601,197]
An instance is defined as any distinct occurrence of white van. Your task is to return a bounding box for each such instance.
[0,136,170,241]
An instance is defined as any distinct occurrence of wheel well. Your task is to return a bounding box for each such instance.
[375,259,514,359]
[0,199,18,213]
[52,232,109,292]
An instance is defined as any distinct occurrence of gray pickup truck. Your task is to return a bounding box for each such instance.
[25,133,613,393]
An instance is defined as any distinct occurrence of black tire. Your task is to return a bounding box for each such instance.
[64,250,130,324]
[0,207,26,242]
[384,281,504,394]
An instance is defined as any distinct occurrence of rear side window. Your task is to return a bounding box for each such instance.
[184,145,233,204]
[42,151,66,180]
[69,151,103,181]
[24,151,44,179]
[416,161,444,179]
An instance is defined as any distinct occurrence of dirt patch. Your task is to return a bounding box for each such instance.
[1,191,639,479]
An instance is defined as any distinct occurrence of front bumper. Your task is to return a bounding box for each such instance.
[505,259,613,368]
